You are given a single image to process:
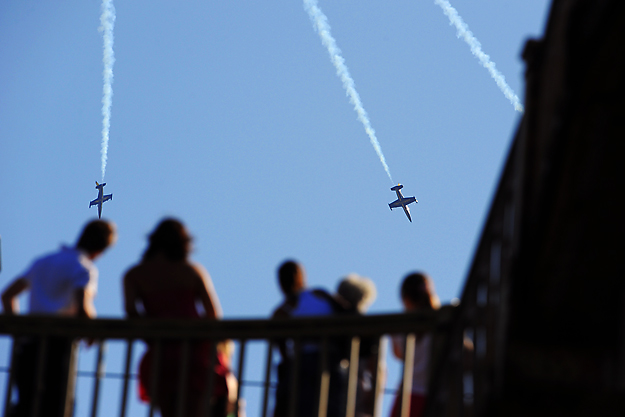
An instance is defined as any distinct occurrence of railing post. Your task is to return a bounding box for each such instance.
[458,323,469,417]
[261,340,273,417]
[287,339,301,417]
[371,335,387,417]
[2,339,17,417]
[234,340,246,417]
[90,340,106,417]
[345,337,361,417]
[400,334,416,417]
[62,340,79,417]
[119,340,134,417]
[148,340,162,417]
[202,341,217,417]
[316,338,330,417]
[30,336,48,417]
[175,339,191,417]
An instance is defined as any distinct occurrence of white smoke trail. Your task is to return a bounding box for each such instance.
[303,0,394,183]
[99,0,116,180]
[434,0,524,113]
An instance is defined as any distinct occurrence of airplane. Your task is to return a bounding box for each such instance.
[89,181,112,219]
[389,184,417,222]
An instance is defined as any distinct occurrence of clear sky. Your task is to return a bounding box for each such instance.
[0,0,551,415]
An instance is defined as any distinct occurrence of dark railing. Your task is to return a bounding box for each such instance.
[425,126,523,417]
[0,309,455,417]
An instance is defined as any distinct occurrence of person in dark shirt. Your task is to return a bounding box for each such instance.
[271,260,348,417]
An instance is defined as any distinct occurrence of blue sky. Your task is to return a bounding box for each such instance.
[0,0,550,415]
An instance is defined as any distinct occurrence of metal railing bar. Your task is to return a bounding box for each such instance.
[0,364,400,394]
[261,340,274,417]
[81,370,137,379]
[316,338,330,417]
[287,339,301,417]
[2,340,16,417]
[90,341,106,417]
[119,340,134,417]
[399,333,416,417]
[471,323,480,415]
[234,339,246,417]
[63,341,79,417]
[148,340,162,417]
[237,381,399,394]
[175,339,191,417]
[0,312,447,341]
[30,336,48,417]
[345,337,361,417]
[371,336,385,417]
[241,380,276,388]
[202,341,217,417]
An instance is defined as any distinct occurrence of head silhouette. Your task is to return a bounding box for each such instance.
[142,218,192,262]
[400,272,440,311]
[76,219,117,257]
[277,260,306,296]
[337,274,377,313]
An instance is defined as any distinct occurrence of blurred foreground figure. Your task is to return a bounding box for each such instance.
[123,218,229,417]
[1,219,117,417]
[271,260,349,417]
[337,274,385,417]
[218,340,246,417]
[390,272,439,417]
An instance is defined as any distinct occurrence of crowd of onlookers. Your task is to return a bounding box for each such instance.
[1,218,440,417]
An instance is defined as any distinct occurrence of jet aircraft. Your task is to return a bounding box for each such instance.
[389,184,417,222]
[89,181,112,218]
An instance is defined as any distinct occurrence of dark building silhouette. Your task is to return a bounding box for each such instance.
[426,0,625,416]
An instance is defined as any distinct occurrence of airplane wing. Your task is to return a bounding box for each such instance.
[389,199,402,209]
[89,199,99,207]
[102,194,112,203]
[403,205,412,222]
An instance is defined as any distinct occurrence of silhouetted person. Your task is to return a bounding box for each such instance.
[337,274,383,417]
[390,272,440,417]
[1,219,117,417]
[271,260,348,417]
[217,340,245,417]
[123,218,229,417]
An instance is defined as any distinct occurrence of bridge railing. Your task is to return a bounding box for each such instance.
[0,309,455,417]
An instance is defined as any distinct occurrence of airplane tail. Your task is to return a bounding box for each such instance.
[391,184,403,191]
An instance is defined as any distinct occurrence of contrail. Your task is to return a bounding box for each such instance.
[434,0,524,113]
[303,0,394,183]
[99,0,116,180]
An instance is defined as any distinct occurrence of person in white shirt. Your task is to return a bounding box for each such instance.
[2,219,116,417]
